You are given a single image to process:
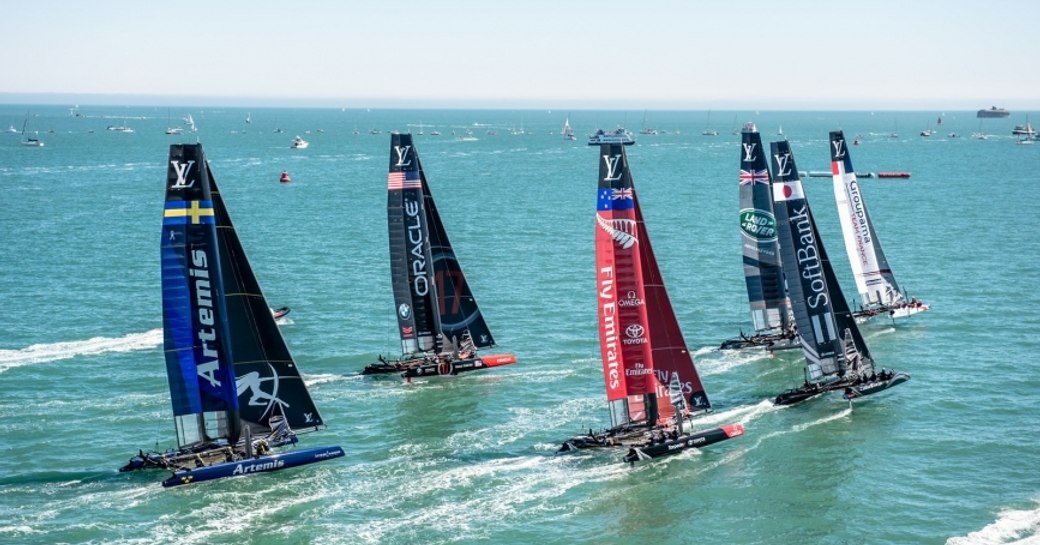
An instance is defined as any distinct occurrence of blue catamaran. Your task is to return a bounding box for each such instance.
[119,143,343,487]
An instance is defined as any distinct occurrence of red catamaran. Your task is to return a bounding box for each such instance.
[560,142,744,463]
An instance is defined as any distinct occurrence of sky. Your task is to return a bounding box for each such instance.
[2,0,1038,110]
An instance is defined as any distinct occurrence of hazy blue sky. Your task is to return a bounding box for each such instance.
[3,0,1037,109]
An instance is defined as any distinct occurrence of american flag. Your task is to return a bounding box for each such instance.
[739,169,770,186]
[388,171,422,190]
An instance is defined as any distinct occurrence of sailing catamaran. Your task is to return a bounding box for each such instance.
[829,130,929,323]
[363,134,517,378]
[119,143,343,487]
[720,123,798,351]
[768,140,909,405]
[559,142,744,462]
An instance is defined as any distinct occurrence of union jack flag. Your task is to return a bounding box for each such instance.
[611,188,633,200]
[739,169,770,186]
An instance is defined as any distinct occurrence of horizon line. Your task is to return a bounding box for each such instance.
[1,92,1037,112]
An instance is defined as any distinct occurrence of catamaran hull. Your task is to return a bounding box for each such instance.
[402,353,516,378]
[775,372,910,405]
[622,424,745,463]
[363,354,516,377]
[854,303,929,323]
[161,446,345,488]
[843,372,911,400]
[719,334,800,351]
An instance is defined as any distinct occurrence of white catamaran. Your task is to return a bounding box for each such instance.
[829,130,928,323]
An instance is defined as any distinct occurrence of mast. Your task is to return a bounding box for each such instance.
[387,134,441,354]
[770,140,874,383]
[162,144,241,447]
[738,122,791,332]
[829,130,903,308]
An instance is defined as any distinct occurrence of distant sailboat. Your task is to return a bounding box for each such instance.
[720,123,798,351]
[559,140,744,462]
[701,110,719,136]
[769,139,909,406]
[561,116,576,140]
[830,131,929,322]
[363,134,516,378]
[118,143,343,486]
[638,110,658,135]
[20,111,44,147]
[165,109,183,135]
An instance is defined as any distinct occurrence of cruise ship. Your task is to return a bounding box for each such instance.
[977,106,1010,118]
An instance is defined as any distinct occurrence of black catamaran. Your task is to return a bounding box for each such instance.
[829,130,929,323]
[120,144,343,487]
[363,134,516,378]
[721,122,798,351]
[768,140,909,406]
[560,142,743,462]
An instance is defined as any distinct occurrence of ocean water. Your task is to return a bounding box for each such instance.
[0,105,1038,545]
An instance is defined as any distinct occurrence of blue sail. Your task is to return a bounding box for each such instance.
[161,145,239,418]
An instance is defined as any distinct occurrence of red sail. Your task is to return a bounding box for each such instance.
[595,147,654,405]
[634,199,712,422]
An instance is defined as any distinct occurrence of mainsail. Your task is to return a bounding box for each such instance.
[162,144,241,448]
[595,143,710,428]
[738,122,791,332]
[829,130,903,309]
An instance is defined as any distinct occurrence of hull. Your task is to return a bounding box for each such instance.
[853,301,930,323]
[774,371,910,405]
[622,423,744,463]
[719,332,800,351]
[362,353,517,377]
[162,445,345,488]
[559,422,653,452]
[843,372,911,400]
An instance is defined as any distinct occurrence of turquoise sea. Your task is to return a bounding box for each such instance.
[1,105,1038,545]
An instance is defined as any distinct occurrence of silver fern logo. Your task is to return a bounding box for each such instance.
[596,214,638,249]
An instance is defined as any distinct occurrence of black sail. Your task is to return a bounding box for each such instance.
[769,140,874,382]
[418,153,496,349]
[205,160,325,435]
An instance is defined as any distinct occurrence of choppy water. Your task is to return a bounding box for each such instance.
[1,105,1038,545]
